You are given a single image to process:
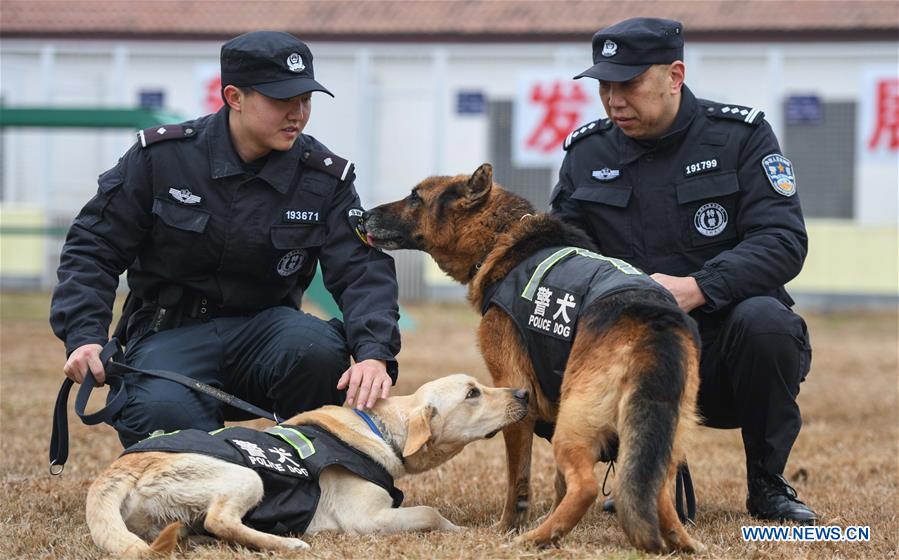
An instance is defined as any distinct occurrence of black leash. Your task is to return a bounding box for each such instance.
[675,462,697,525]
[49,338,281,475]
[599,459,697,525]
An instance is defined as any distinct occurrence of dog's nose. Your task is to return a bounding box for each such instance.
[513,389,529,404]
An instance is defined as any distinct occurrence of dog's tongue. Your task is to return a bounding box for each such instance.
[366,233,375,247]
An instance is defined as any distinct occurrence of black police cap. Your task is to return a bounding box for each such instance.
[221,31,333,99]
[575,18,684,83]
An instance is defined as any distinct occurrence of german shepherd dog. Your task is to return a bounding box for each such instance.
[364,164,704,553]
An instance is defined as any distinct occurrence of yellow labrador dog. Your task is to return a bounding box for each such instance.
[86,374,529,557]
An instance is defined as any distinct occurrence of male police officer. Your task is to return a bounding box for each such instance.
[551,18,816,523]
[51,31,400,447]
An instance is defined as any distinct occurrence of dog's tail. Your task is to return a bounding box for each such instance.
[614,311,690,553]
[86,465,177,557]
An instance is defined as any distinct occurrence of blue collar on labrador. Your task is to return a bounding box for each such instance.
[353,408,385,440]
[353,408,406,464]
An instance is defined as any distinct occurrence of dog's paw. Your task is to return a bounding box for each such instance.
[490,519,521,537]
[442,522,465,533]
[492,510,530,536]
[515,528,559,549]
[283,537,310,550]
[683,537,706,554]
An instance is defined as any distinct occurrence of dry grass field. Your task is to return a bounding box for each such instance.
[1,292,896,559]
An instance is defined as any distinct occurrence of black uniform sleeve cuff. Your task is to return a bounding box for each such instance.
[64,332,109,358]
[690,268,732,312]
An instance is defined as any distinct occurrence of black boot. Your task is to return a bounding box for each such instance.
[746,473,817,524]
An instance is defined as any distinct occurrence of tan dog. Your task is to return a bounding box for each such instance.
[364,164,703,553]
[85,374,529,556]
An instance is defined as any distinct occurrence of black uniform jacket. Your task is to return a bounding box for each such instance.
[50,107,400,376]
[122,424,403,535]
[550,85,808,328]
[482,246,674,405]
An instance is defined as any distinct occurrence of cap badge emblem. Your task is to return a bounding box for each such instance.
[286,53,305,73]
[602,40,617,57]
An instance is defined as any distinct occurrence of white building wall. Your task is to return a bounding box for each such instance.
[1,38,896,290]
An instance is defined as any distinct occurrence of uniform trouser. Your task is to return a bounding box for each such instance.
[110,306,350,448]
[695,296,812,478]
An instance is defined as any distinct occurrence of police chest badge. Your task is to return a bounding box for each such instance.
[694,202,728,237]
[277,249,306,276]
[761,154,797,197]
[168,187,201,205]
[592,168,620,182]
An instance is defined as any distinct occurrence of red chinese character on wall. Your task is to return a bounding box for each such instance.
[867,77,899,151]
[204,75,224,114]
[525,81,590,153]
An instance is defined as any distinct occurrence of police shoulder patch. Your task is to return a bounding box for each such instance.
[346,206,372,247]
[303,150,355,181]
[761,153,797,197]
[563,118,613,150]
[137,124,197,148]
[703,101,764,126]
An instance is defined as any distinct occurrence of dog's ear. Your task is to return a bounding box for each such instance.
[462,163,493,207]
[403,404,436,457]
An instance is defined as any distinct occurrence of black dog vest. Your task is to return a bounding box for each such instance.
[122,424,403,535]
[482,246,673,408]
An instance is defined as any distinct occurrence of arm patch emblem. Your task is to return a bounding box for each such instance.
[761,154,797,197]
[346,207,371,247]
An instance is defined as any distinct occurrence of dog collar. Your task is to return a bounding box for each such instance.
[353,409,385,440]
[354,409,406,464]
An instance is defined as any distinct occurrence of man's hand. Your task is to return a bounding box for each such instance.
[337,359,391,410]
[63,343,105,384]
[650,273,706,313]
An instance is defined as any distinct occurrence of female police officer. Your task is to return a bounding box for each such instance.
[552,18,816,524]
[50,31,400,447]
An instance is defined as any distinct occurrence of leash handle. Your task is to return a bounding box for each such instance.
[49,338,282,475]
[49,339,124,474]
[49,378,73,474]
